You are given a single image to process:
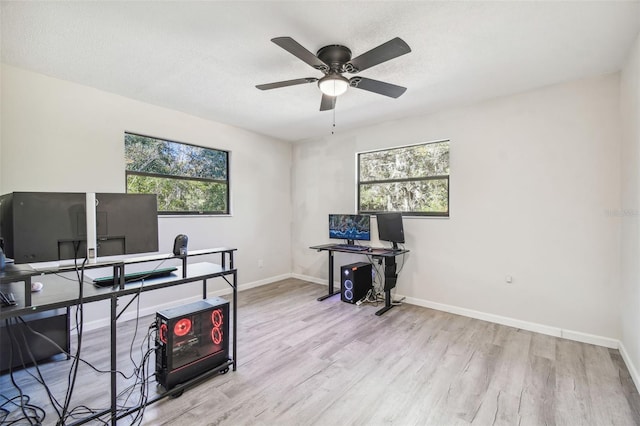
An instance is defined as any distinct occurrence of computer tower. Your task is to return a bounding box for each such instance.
[155,297,230,390]
[341,262,372,304]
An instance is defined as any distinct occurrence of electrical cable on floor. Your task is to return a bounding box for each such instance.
[0,394,46,425]
[2,319,48,425]
[1,309,154,424]
[115,312,156,424]
[13,317,134,379]
[11,316,65,419]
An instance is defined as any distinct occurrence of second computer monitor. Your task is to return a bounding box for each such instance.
[376,212,404,250]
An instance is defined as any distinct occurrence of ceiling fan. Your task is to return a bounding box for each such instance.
[256,37,411,111]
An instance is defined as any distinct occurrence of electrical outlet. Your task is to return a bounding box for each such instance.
[258,259,264,268]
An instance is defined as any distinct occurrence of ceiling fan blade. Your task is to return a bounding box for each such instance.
[350,77,407,98]
[320,94,336,111]
[346,37,411,73]
[256,77,318,90]
[271,37,329,71]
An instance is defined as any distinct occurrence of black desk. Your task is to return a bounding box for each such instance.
[309,244,409,316]
[0,247,237,425]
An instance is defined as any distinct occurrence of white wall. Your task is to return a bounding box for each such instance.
[620,33,640,385]
[0,64,292,323]
[0,63,630,347]
[293,73,622,341]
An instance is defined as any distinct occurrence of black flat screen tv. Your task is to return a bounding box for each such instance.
[329,214,371,245]
[0,192,158,264]
[376,212,405,250]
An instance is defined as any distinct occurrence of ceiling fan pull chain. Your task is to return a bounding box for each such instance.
[332,108,336,135]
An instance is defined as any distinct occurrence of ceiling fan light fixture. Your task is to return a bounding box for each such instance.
[318,74,349,97]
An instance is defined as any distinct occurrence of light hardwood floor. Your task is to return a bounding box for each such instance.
[2,278,640,425]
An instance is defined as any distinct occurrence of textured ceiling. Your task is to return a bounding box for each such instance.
[2,1,639,142]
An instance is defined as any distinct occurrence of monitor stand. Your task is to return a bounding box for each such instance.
[346,239,355,245]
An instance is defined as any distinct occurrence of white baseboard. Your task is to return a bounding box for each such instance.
[291,273,339,287]
[560,329,619,349]
[618,341,640,392]
[79,273,293,332]
[399,294,618,349]
[401,295,560,337]
[292,274,619,349]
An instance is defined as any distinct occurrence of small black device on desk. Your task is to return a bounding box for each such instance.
[0,291,16,306]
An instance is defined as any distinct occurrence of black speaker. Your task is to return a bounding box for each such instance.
[173,234,188,256]
[155,297,229,390]
[341,262,372,304]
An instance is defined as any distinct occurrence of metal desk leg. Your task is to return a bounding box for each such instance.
[110,295,117,425]
[232,270,237,371]
[375,290,394,316]
[317,250,339,301]
[24,277,32,307]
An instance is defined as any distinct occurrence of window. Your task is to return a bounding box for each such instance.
[358,140,449,216]
[125,132,229,215]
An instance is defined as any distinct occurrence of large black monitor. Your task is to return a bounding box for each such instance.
[94,193,159,258]
[329,214,370,245]
[0,192,158,264]
[0,192,86,263]
[376,212,405,250]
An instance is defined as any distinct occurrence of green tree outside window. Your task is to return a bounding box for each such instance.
[125,133,229,214]
[358,141,449,216]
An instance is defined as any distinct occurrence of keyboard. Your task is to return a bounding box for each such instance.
[93,267,178,287]
[333,244,370,252]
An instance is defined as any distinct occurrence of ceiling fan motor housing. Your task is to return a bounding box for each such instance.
[316,45,352,72]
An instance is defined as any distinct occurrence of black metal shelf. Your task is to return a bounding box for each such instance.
[0,247,238,425]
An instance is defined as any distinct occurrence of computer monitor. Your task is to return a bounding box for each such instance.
[376,212,405,250]
[328,214,371,245]
[0,192,86,263]
[0,192,158,264]
[94,193,159,258]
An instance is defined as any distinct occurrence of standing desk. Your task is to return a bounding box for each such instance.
[309,244,409,316]
[0,247,237,425]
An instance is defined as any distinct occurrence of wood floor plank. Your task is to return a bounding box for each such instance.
[2,278,640,425]
[516,354,556,426]
[554,339,595,425]
[583,344,636,425]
